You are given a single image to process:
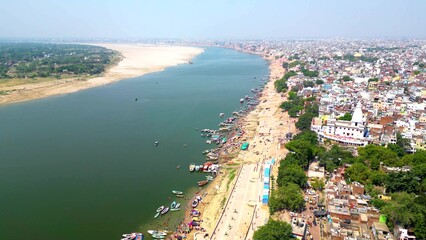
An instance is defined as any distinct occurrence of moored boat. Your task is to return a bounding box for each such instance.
[189,163,195,172]
[154,212,160,219]
[175,203,181,209]
[171,201,177,209]
[172,190,183,195]
[147,230,167,236]
[161,207,169,215]
[152,234,165,239]
[191,199,199,208]
[195,165,200,171]
[175,194,184,198]
[156,206,164,213]
[198,180,209,187]
[170,208,181,211]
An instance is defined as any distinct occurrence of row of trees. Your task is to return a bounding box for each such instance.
[274,71,297,93]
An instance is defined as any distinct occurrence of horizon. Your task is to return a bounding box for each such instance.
[1,0,425,40]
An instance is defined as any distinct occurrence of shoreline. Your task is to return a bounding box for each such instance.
[0,44,204,106]
[173,50,295,240]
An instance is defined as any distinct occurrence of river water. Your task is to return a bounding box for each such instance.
[0,47,268,240]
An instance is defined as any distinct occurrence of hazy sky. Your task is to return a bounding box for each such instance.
[1,0,425,39]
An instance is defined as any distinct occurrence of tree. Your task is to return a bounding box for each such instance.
[253,219,293,240]
[357,144,399,170]
[278,164,307,188]
[282,62,289,69]
[292,130,318,145]
[303,80,315,88]
[295,113,313,131]
[345,163,371,184]
[315,79,324,85]
[311,177,325,190]
[270,183,305,212]
[318,144,354,171]
[341,75,353,82]
[338,113,352,121]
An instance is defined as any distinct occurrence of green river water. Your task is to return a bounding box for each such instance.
[0,47,268,240]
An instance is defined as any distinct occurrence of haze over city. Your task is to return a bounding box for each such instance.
[1,0,426,39]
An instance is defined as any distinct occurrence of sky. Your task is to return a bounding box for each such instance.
[0,0,425,40]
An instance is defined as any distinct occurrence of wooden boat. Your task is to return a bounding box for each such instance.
[156,206,164,213]
[198,180,209,187]
[191,200,199,208]
[171,201,177,209]
[172,190,183,195]
[161,207,169,215]
[189,163,195,172]
[175,194,184,198]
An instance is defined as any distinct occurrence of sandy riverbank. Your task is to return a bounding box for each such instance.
[0,44,204,105]
[176,54,296,240]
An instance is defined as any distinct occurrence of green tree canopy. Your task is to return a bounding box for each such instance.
[318,144,354,171]
[269,183,305,212]
[278,164,307,188]
[357,144,399,170]
[338,113,352,121]
[253,219,294,240]
[345,162,371,184]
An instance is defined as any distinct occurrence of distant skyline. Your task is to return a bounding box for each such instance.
[1,0,425,40]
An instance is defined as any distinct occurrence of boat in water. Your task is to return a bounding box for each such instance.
[175,203,181,209]
[195,165,200,171]
[175,194,184,198]
[198,180,209,187]
[219,112,225,118]
[161,207,169,215]
[147,230,167,236]
[171,201,177,209]
[154,141,159,147]
[154,212,160,219]
[152,234,165,239]
[156,206,164,213]
[170,208,181,211]
[172,190,183,195]
[121,232,144,240]
[189,163,195,172]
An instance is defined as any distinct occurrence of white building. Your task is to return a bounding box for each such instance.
[311,102,370,146]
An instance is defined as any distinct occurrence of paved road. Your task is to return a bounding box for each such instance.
[210,164,263,240]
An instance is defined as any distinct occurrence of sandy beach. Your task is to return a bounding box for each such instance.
[0,44,204,105]
[175,54,296,240]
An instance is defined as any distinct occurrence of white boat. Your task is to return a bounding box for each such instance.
[189,163,195,172]
[170,208,181,211]
[152,234,165,239]
[154,212,160,218]
[147,230,167,236]
[156,206,164,212]
[172,190,183,195]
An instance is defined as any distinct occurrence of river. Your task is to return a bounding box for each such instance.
[0,47,268,240]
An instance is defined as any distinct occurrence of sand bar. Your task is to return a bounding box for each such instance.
[0,44,204,105]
